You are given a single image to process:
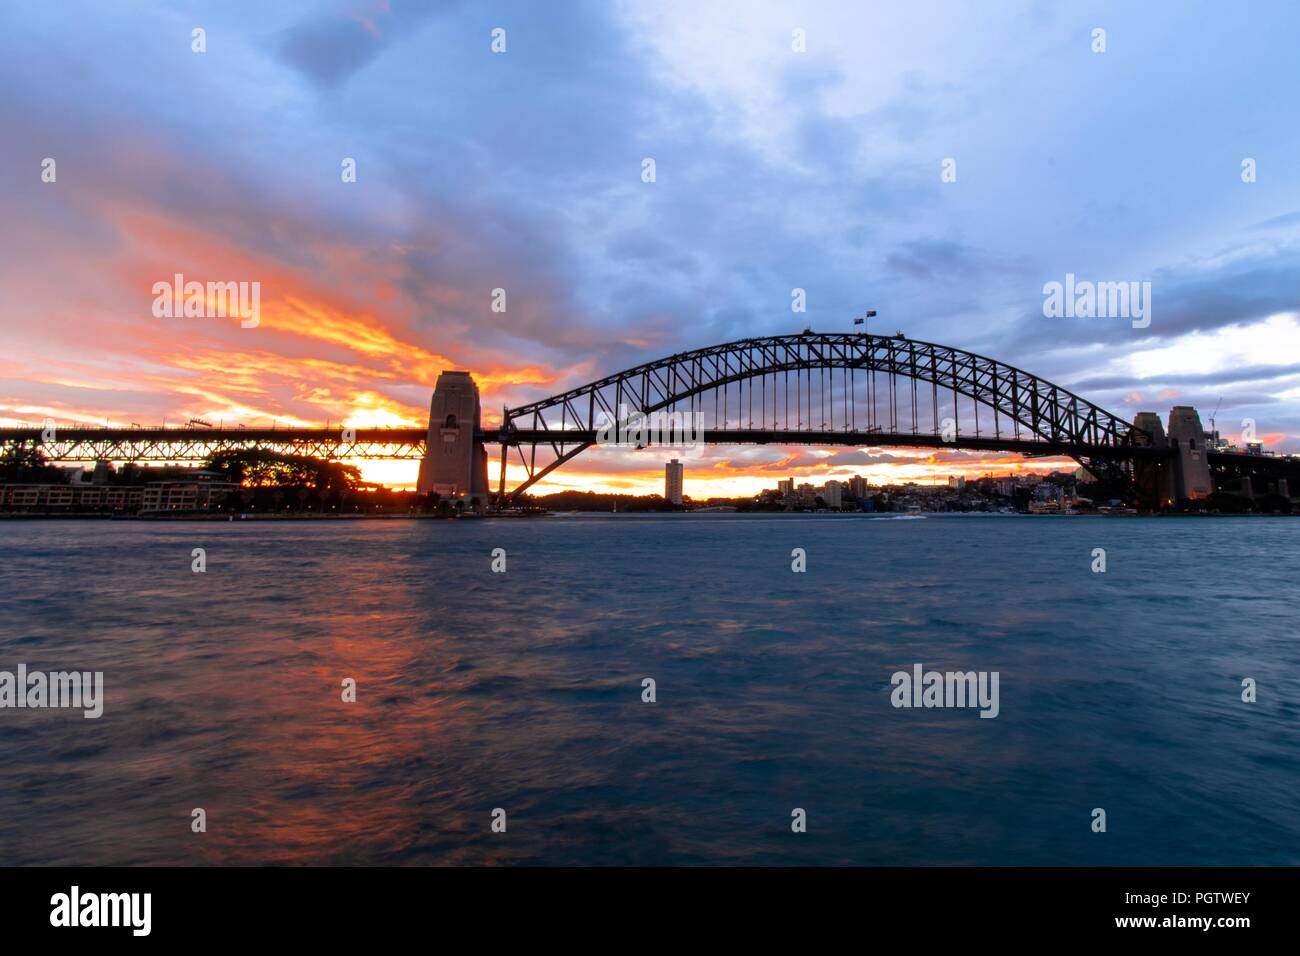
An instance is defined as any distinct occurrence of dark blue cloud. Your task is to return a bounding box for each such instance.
[275,1,454,89]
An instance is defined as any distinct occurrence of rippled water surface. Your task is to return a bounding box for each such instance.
[0,514,1296,865]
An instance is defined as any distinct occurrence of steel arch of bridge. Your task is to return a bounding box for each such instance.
[497,332,1153,497]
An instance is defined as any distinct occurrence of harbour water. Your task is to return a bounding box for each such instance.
[0,514,1295,865]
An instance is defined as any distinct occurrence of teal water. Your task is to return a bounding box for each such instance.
[0,514,1295,865]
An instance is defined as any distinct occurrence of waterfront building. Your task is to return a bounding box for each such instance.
[0,478,235,513]
[141,479,239,512]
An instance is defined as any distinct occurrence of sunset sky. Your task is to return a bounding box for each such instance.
[3,1,1299,496]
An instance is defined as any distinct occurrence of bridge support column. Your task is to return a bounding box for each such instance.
[1131,412,1172,509]
[496,440,508,510]
[417,371,489,511]
[1167,406,1213,502]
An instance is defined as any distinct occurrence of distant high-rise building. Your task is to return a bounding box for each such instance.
[822,480,843,508]
[777,478,794,496]
[948,475,965,490]
[848,475,869,499]
[665,458,684,504]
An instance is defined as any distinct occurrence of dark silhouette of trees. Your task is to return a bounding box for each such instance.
[0,444,65,483]
[204,449,361,492]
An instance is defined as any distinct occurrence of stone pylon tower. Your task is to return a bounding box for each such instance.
[1131,406,1214,507]
[1166,405,1213,501]
[1132,411,1173,508]
[417,371,489,509]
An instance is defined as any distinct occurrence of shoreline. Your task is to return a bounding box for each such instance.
[0,511,544,521]
[0,509,1292,521]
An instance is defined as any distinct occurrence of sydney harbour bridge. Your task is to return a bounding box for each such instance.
[3,332,1295,509]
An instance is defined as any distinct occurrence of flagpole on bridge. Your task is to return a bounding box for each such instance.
[854,308,877,335]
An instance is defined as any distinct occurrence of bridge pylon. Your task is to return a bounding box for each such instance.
[1167,406,1214,501]
[1131,412,1173,508]
[416,371,489,511]
[1130,407,1215,508]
